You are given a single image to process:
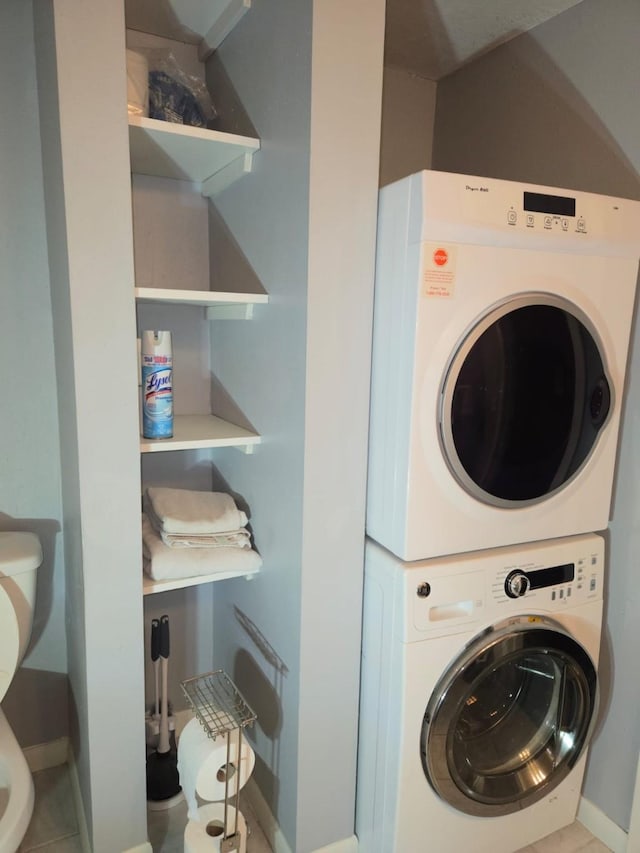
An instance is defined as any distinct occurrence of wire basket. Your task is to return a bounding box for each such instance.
[180,669,256,739]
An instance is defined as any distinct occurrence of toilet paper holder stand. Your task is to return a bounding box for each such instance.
[181,669,257,852]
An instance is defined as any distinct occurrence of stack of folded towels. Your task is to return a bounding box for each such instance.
[141,487,262,581]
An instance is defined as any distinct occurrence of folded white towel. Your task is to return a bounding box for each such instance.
[142,514,262,581]
[144,487,248,535]
[160,529,252,550]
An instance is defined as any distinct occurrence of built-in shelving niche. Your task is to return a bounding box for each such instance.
[127,0,266,595]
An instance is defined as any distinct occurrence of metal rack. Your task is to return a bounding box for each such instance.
[180,670,257,852]
[181,669,257,738]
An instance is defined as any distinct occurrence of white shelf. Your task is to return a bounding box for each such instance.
[143,563,259,596]
[128,116,259,197]
[139,414,260,454]
[135,287,268,319]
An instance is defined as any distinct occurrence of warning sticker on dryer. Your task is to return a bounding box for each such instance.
[422,242,457,297]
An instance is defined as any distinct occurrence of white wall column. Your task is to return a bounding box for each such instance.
[34,1,148,849]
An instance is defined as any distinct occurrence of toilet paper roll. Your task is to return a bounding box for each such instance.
[126,49,148,116]
[184,802,247,853]
[178,717,255,814]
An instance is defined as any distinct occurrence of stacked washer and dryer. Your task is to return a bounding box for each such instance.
[356,170,640,853]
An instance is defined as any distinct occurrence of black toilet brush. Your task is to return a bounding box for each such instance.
[146,614,181,803]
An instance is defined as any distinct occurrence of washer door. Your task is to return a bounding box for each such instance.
[439,294,611,507]
[421,616,598,817]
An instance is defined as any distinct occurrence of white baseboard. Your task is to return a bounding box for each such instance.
[578,795,628,853]
[23,736,69,773]
[244,777,293,853]
[243,779,358,853]
[313,835,358,853]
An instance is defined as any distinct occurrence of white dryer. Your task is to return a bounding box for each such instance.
[367,170,640,560]
[356,533,603,853]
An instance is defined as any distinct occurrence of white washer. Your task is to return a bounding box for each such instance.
[367,170,640,560]
[356,534,603,853]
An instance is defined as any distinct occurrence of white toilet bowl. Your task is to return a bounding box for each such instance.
[0,708,35,853]
[0,532,42,853]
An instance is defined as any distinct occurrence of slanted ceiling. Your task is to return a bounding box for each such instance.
[384,0,586,80]
[124,0,587,85]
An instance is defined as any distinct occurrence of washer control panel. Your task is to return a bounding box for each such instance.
[504,570,530,598]
[492,546,602,607]
[395,533,604,641]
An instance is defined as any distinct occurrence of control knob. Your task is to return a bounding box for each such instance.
[505,570,530,598]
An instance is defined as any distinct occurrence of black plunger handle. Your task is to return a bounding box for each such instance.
[150,618,160,662]
[160,614,170,660]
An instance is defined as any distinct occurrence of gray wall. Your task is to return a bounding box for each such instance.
[131,167,219,707]
[205,0,310,843]
[205,1,385,851]
[0,0,68,747]
[379,66,437,187]
[434,0,640,831]
[433,0,640,199]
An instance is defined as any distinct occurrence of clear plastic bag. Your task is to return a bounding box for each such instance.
[146,50,216,128]
[126,49,149,116]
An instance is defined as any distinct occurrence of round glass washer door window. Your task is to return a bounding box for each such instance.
[420,617,598,817]
[439,295,612,507]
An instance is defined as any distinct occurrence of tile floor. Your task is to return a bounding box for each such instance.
[19,764,81,852]
[19,762,272,852]
[19,762,612,852]
[516,821,612,853]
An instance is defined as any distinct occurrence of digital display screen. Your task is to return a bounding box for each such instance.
[528,563,575,589]
[524,191,576,217]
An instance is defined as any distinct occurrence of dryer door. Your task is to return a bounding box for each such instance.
[439,294,611,507]
[420,615,598,817]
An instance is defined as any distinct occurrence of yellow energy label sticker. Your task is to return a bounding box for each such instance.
[422,242,457,297]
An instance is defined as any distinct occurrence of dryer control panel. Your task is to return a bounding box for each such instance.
[410,170,640,253]
[520,190,584,234]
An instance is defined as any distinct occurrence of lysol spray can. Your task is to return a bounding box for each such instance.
[141,331,173,439]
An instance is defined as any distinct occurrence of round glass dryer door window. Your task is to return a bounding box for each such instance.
[420,617,598,817]
[439,295,611,506]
